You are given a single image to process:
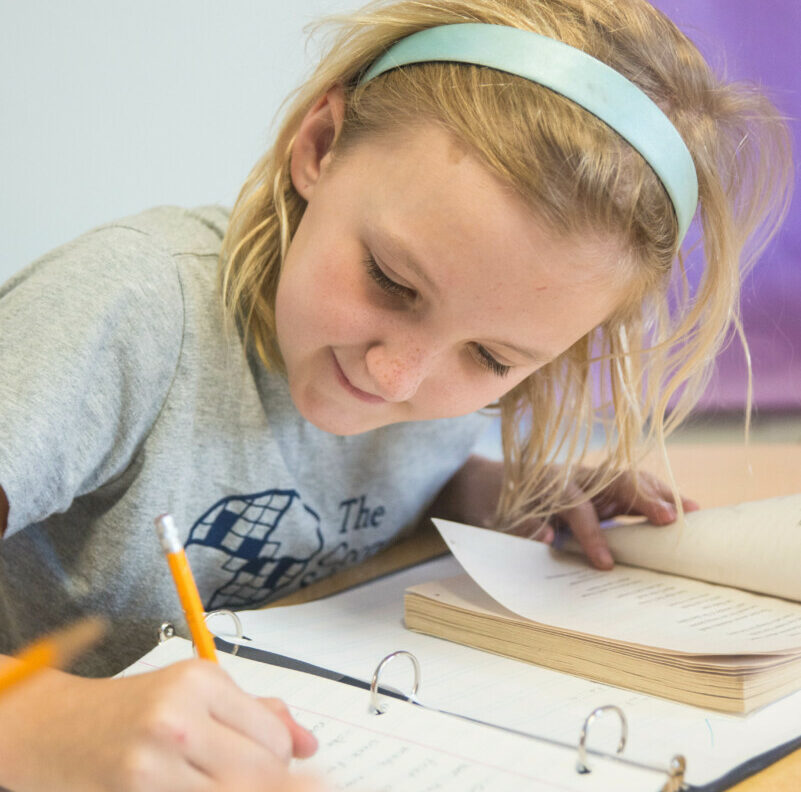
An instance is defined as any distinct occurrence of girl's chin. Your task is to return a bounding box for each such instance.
[304,411,393,436]
[288,386,393,436]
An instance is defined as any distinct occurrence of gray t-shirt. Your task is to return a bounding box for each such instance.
[0,206,489,675]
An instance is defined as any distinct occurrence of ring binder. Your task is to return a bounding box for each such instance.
[159,609,690,791]
[361,647,688,790]
[369,650,421,714]
[576,705,627,774]
[145,615,776,791]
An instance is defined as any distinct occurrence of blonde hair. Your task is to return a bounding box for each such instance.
[220,0,792,529]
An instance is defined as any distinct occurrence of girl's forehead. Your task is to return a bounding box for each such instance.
[353,125,626,287]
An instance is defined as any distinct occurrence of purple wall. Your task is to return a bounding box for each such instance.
[650,1,800,410]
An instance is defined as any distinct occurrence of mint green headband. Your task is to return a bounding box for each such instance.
[360,23,698,245]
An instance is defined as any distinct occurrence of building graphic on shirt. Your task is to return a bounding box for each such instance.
[185,488,323,610]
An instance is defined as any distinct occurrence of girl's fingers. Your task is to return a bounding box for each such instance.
[538,523,555,544]
[681,496,701,512]
[595,472,701,524]
[134,665,317,789]
[184,705,290,786]
[638,474,701,523]
[260,698,318,759]
[204,670,295,764]
[559,494,614,570]
[534,469,702,571]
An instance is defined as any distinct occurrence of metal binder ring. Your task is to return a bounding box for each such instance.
[576,705,628,773]
[202,609,244,656]
[369,650,421,714]
[661,755,687,792]
[158,622,176,643]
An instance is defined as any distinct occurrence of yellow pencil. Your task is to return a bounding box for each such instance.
[0,617,107,696]
[155,513,218,663]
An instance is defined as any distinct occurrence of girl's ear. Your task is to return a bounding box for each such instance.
[290,85,346,201]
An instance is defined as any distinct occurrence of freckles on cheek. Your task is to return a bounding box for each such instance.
[422,375,503,418]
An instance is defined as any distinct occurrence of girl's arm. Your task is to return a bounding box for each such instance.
[426,455,698,569]
[422,455,503,531]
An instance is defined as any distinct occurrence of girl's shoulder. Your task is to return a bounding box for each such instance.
[76,204,230,283]
[2,204,231,318]
[93,205,230,260]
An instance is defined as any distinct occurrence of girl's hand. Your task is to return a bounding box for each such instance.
[515,468,700,570]
[0,658,318,792]
[432,456,699,571]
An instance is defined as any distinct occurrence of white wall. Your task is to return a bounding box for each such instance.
[0,0,348,284]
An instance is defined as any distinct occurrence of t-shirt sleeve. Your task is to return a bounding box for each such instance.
[0,225,185,536]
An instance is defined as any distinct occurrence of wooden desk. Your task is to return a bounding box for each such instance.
[272,443,801,791]
[636,442,801,510]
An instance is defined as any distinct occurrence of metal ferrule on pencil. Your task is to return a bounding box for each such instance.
[154,513,182,555]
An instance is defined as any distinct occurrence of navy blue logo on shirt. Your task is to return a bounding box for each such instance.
[185,488,323,610]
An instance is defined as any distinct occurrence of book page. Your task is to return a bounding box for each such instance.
[562,495,801,602]
[226,556,801,787]
[124,637,664,791]
[433,518,801,655]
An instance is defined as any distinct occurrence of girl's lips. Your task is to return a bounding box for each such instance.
[331,351,387,404]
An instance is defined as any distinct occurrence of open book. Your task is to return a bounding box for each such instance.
[405,495,801,713]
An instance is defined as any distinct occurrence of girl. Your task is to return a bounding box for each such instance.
[0,0,791,789]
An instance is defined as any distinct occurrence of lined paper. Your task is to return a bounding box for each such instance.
[125,637,663,791]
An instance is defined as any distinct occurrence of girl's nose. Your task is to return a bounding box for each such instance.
[363,341,433,403]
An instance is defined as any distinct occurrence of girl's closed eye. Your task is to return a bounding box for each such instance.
[472,344,512,378]
[364,255,512,378]
[364,255,416,299]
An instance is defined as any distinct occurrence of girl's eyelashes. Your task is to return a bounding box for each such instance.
[473,344,512,378]
[364,255,416,299]
[364,254,511,379]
